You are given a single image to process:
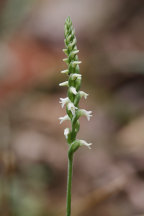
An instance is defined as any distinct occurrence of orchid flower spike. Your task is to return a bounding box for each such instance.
[59,17,93,216]
[59,16,92,147]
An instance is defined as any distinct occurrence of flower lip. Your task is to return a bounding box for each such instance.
[64,128,70,139]
[59,97,70,108]
[79,139,92,149]
[69,87,77,95]
[59,115,70,124]
[71,73,82,80]
[67,102,78,115]
[71,61,82,67]
[71,50,79,57]
[63,58,69,64]
[61,69,68,74]
[79,109,92,121]
[59,81,68,87]
[79,91,88,99]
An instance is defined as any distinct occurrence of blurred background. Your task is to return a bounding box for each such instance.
[0,0,144,215]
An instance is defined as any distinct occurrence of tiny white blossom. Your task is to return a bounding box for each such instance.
[62,49,67,55]
[72,61,82,67]
[61,69,68,74]
[79,140,92,149]
[67,102,78,115]
[79,91,88,99]
[59,97,70,108]
[71,73,82,80]
[64,128,70,139]
[71,50,79,57]
[69,38,77,50]
[67,35,72,42]
[59,115,70,124]
[79,109,92,121]
[63,58,69,63]
[70,87,77,95]
[59,81,68,87]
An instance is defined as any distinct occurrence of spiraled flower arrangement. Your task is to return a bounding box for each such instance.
[59,17,92,216]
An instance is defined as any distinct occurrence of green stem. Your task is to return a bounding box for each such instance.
[66,154,73,216]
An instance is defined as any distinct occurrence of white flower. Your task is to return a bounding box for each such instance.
[64,128,70,139]
[67,34,72,42]
[63,58,69,64]
[79,140,92,149]
[71,73,82,80]
[79,91,88,99]
[59,97,70,108]
[71,50,79,57]
[79,109,92,121]
[67,102,78,115]
[70,87,77,95]
[61,69,68,74]
[59,81,68,86]
[68,38,77,50]
[62,49,67,55]
[59,115,70,124]
[71,61,82,67]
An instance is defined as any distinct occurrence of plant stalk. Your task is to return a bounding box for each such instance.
[66,155,73,216]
